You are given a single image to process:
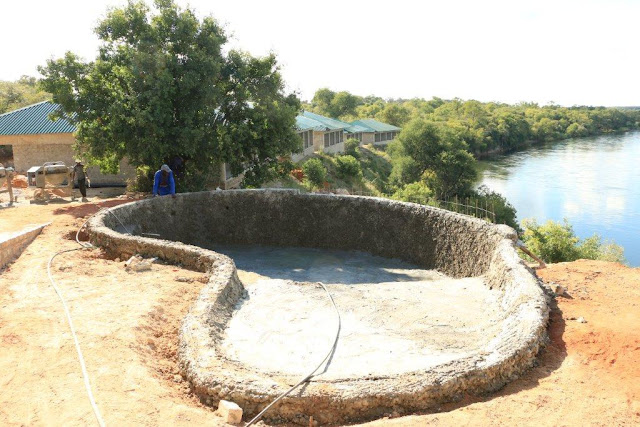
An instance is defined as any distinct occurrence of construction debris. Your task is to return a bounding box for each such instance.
[124,255,157,272]
[216,400,243,424]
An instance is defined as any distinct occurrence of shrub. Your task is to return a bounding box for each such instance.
[335,155,362,179]
[521,218,625,264]
[474,185,520,230]
[392,181,433,204]
[344,138,360,158]
[302,158,327,188]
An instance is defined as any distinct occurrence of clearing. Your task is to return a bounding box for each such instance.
[0,192,638,426]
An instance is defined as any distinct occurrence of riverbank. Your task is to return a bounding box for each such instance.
[474,128,637,160]
[478,131,640,266]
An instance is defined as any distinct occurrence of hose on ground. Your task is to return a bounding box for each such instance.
[47,208,107,427]
[245,282,342,426]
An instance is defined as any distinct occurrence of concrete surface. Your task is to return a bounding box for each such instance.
[87,189,549,425]
[216,246,500,379]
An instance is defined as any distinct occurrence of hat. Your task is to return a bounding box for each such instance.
[75,159,83,164]
[161,164,171,173]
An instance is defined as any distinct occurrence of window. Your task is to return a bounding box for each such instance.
[324,133,330,148]
[375,133,381,142]
[330,132,335,145]
[299,131,310,150]
[303,130,313,149]
[339,132,344,143]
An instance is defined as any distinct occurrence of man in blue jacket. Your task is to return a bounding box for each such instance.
[152,164,176,197]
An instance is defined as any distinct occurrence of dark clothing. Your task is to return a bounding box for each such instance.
[78,178,87,197]
[73,164,86,180]
[152,170,175,196]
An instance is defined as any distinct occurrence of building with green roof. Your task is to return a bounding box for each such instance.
[350,118,402,145]
[291,111,350,162]
[0,101,134,186]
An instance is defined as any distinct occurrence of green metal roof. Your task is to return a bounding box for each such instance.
[350,118,401,133]
[296,115,327,132]
[344,123,370,133]
[301,111,349,131]
[0,101,76,136]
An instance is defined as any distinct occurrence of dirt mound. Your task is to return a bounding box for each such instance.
[11,174,28,188]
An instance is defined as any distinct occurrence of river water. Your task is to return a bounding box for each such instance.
[478,131,640,266]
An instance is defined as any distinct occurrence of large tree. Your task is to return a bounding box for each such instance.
[391,119,477,198]
[39,0,301,190]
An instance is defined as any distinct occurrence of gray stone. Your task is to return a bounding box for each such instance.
[86,189,549,425]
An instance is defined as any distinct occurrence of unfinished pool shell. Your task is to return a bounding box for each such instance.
[87,190,549,425]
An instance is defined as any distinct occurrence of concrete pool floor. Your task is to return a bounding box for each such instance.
[211,245,503,380]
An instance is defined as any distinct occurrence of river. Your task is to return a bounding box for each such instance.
[478,131,640,266]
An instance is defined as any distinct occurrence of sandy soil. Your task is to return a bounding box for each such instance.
[1,196,639,426]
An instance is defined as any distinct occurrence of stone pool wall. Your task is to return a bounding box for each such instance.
[87,189,549,425]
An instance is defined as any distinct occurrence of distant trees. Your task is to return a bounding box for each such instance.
[0,76,50,114]
[39,0,300,190]
[311,88,362,118]
[304,89,640,155]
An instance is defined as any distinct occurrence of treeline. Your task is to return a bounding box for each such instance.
[0,76,50,114]
[304,89,640,155]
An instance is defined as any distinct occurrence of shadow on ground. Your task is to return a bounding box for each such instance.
[52,199,132,219]
[209,245,434,285]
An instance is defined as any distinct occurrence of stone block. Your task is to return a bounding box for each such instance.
[217,400,243,424]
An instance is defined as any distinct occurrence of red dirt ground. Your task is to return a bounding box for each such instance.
[1,195,638,426]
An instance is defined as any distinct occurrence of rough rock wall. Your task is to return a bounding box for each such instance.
[87,189,549,425]
[0,223,48,270]
[95,190,510,277]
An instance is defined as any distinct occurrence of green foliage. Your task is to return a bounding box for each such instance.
[0,76,50,114]
[344,138,360,158]
[392,181,433,203]
[38,0,300,191]
[356,145,393,193]
[306,90,640,153]
[335,155,362,179]
[393,119,477,198]
[521,219,581,263]
[302,158,327,188]
[521,218,626,263]
[388,155,421,189]
[311,88,362,118]
[474,185,519,230]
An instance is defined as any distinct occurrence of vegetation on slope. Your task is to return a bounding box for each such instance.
[304,89,640,156]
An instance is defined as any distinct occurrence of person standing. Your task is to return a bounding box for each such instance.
[152,164,176,197]
[72,159,90,202]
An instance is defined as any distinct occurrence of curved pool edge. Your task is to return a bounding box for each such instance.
[87,189,549,425]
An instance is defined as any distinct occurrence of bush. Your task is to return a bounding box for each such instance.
[335,155,362,179]
[392,181,433,204]
[521,218,626,264]
[344,138,360,158]
[474,185,519,231]
[127,165,154,192]
[302,158,327,188]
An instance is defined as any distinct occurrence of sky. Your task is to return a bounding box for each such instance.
[2,0,639,106]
